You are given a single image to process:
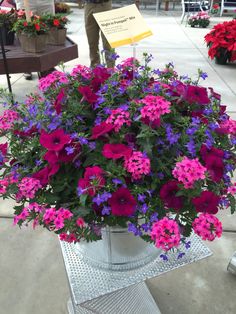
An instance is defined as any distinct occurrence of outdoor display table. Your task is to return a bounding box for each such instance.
[60,234,212,314]
[0,37,78,91]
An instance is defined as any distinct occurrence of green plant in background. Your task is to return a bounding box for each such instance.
[41,13,69,30]
[188,12,210,28]
[12,16,49,37]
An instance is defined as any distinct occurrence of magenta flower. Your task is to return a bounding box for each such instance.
[78,86,98,104]
[91,122,114,139]
[192,213,222,241]
[160,180,183,210]
[151,217,181,251]
[108,187,137,216]
[106,109,131,132]
[78,166,105,196]
[39,129,71,151]
[102,143,132,159]
[192,191,220,214]
[184,85,210,105]
[124,151,151,180]
[32,164,60,186]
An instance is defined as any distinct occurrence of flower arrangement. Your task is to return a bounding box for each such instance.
[0,54,236,259]
[12,16,49,37]
[0,8,17,28]
[55,2,71,14]
[204,20,236,63]
[188,11,210,28]
[210,3,219,15]
[41,13,69,30]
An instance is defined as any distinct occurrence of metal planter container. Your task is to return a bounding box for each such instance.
[47,28,67,45]
[18,33,47,53]
[227,251,236,275]
[74,226,161,271]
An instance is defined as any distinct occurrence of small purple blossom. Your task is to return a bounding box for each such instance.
[74,160,81,168]
[35,159,42,166]
[102,206,111,215]
[139,203,149,214]
[77,187,84,196]
[177,252,185,259]
[112,178,123,185]
[185,241,191,249]
[160,254,168,261]
[65,146,74,155]
[150,212,158,222]
[78,137,89,145]
[200,72,208,80]
[138,194,146,203]
[88,142,96,150]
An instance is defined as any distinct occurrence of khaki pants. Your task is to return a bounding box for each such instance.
[84,1,115,68]
[15,0,55,14]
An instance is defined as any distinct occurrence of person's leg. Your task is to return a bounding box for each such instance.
[98,1,115,68]
[84,3,101,68]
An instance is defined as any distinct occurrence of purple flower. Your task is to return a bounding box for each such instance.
[139,203,149,214]
[165,124,180,145]
[78,137,88,145]
[186,138,196,157]
[150,212,158,222]
[200,72,208,80]
[177,252,185,259]
[153,69,161,75]
[74,160,81,168]
[138,194,146,202]
[77,186,84,196]
[88,142,96,150]
[185,241,191,249]
[112,178,123,185]
[95,116,102,125]
[35,159,42,166]
[71,133,78,139]
[103,107,112,115]
[160,254,168,261]
[65,146,74,155]
[92,194,104,206]
[186,127,197,136]
[157,172,164,179]
[102,206,111,215]
[141,223,151,232]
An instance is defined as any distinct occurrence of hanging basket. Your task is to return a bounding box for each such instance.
[18,33,47,53]
[47,28,67,45]
[74,226,161,271]
[215,48,231,65]
[1,25,15,45]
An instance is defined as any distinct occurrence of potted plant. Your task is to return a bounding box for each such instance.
[42,13,69,45]
[55,2,71,14]
[205,20,236,65]
[0,55,236,266]
[188,11,210,28]
[12,16,49,53]
[0,8,17,45]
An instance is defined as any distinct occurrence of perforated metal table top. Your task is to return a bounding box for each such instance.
[60,234,212,305]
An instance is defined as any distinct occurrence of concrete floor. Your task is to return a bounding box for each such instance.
[0,5,236,314]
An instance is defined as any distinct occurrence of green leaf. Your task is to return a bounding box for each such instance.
[228,194,236,214]
[80,194,88,207]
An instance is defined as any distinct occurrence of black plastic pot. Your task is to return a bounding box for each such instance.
[1,25,15,45]
[215,48,231,65]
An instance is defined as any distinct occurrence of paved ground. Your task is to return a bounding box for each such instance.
[0,5,236,314]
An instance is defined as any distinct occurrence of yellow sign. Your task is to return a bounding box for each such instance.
[93,4,153,48]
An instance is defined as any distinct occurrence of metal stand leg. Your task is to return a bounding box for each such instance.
[68,282,161,314]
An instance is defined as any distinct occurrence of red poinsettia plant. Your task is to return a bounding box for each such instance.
[0,54,236,259]
[204,19,236,62]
